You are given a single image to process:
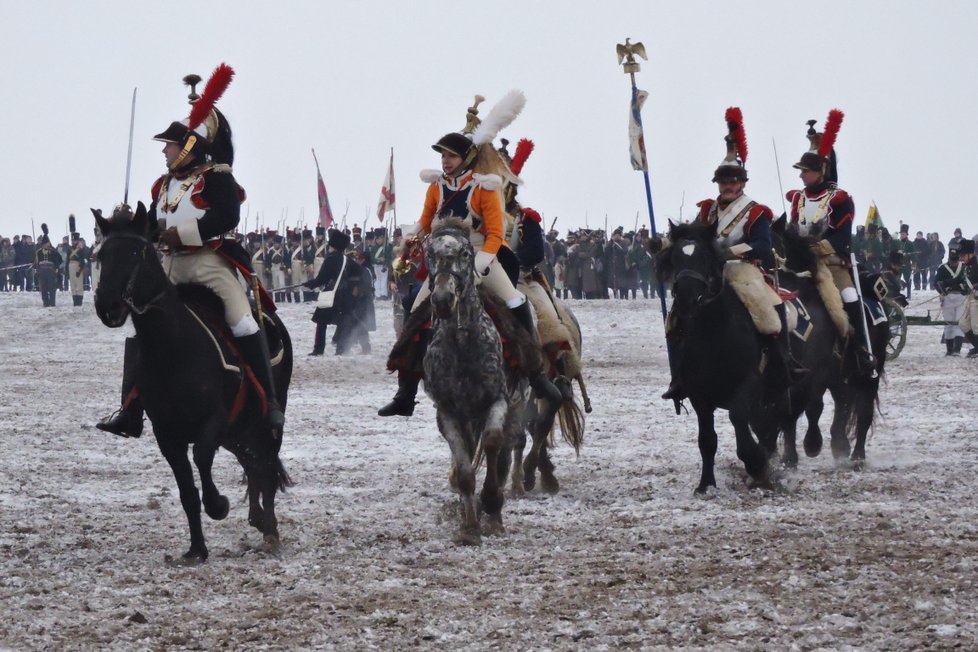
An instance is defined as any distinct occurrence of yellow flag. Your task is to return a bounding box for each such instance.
[864,203,884,230]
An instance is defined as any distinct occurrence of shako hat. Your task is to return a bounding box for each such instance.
[712,107,749,182]
[327,228,351,251]
[38,223,51,246]
[793,109,844,183]
[154,64,236,171]
[899,223,910,235]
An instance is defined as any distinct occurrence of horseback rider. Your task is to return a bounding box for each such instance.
[378,92,563,417]
[786,110,875,372]
[658,107,803,402]
[97,65,285,437]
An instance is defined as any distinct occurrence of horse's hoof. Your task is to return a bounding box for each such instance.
[205,495,230,521]
[165,550,207,566]
[480,489,505,516]
[522,474,537,492]
[540,473,560,495]
[261,533,281,553]
[453,528,482,547]
[694,484,716,497]
[248,510,266,533]
[804,436,823,458]
[482,514,505,537]
[782,456,798,470]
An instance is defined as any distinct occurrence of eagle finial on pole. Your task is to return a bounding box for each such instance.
[616,37,648,74]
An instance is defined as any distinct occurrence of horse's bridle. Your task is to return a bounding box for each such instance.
[672,242,726,308]
[102,232,167,315]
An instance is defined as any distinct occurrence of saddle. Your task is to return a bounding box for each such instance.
[517,269,582,380]
[176,284,286,371]
[386,288,544,387]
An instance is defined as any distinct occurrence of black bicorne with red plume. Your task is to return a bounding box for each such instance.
[712,106,748,182]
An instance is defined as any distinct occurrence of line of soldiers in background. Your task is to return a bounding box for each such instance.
[0,230,102,306]
[550,225,660,300]
[242,224,395,303]
[852,223,973,300]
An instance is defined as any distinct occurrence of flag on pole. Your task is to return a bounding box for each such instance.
[864,202,884,230]
[311,148,334,229]
[376,148,395,222]
[628,88,649,172]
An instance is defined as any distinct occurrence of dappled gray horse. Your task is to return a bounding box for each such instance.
[423,218,526,545]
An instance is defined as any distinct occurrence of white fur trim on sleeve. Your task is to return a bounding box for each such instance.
[473,173,502,191]
[176,220,203,247]
[419,169,442,183]
[402,222,422,237]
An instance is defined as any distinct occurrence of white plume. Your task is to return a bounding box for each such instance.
[471,90,526,147]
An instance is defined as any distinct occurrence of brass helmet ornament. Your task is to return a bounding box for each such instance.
[153,64,236,171]
[793,109,844,184]
[432,90,527,176]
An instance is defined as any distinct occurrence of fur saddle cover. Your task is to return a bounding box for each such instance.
[176,284,286,371]
[387,289,544,386]
[518,270,583,380]
[724,262,782,336]
[778,230,852,339]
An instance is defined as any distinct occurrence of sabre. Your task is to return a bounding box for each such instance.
[772,137,788,216]
[123,88,137,205]
[850,252,879,379]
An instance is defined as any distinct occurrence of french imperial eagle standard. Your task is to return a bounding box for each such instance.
[97,64,285,437]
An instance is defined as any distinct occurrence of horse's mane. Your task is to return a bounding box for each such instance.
[430,216,471,238]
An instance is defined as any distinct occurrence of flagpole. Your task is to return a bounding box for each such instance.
[618,37,676,411]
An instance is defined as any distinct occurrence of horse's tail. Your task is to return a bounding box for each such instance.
[275,456,294,492]
[554,396,585,457]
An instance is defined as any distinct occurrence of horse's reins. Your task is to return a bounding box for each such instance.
[674,266,725,307]
[103,232,168,315]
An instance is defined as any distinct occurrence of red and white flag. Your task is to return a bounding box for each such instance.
[376,148,395,222]
[312,148,334,228]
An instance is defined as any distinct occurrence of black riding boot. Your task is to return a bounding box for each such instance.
[378,371,422,417]
[510,302,564,404]
[954,336,964,354]
[235,332,286,431]
[945,339,956,356]
[843,300,877,373]
[774,303,808,380]
[378,328,429,416]
[966,331,978,358]
[96,337,144,438]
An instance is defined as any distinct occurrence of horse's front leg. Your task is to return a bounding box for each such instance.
[437,413,479,546]
[480,399,509,535]
[692,401,718,494]
[729,401,769,487]
[828,387,853,461]
[193,422,229,522]
[850,383,877,464]
[158,438,208,563]
[804,392,825,458]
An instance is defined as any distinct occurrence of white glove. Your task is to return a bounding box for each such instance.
[474,250,496,276]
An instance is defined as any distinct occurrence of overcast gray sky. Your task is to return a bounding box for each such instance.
[1,0,975,243]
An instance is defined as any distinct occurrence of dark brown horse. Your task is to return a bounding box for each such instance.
[93,203,292,563]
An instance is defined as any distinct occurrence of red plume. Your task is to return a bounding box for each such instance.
[724,106,748,163]
[818,109,844,158]
[510,138,535,175]
[187,63,235,132]
[521,207,542,223]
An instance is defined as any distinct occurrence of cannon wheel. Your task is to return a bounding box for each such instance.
[884,299,907,361]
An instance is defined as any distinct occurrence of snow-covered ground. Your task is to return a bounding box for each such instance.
[1,289,976,650]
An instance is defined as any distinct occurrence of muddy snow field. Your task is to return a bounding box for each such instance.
[1,290,976,651]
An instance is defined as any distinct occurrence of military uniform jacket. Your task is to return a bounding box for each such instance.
[35,248,63,267]
[935,261,967,296]
[418,170,506,255]
[697,195,775,270]
[69,247,90,267]
[150,163,246,248]
[786,183,855,257]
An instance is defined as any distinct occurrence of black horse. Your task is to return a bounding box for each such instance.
[771,220,889,466]
[93,203,292,563]
[657,220,779,493]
